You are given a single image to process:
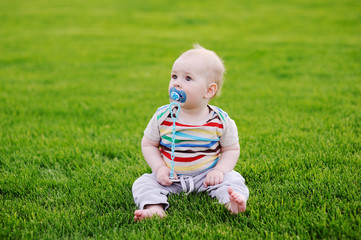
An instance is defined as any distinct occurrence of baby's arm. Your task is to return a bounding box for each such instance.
[141,135,177,186]
[204,143,240,187]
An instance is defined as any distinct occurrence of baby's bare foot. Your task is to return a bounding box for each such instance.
[134,205,165,221]
[227,187,247,214]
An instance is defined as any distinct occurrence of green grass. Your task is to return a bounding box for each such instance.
[1,0,360,239]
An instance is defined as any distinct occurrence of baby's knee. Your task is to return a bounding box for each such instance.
[223,171,249,198]
[224,171,245,183]
[132,173,157,191]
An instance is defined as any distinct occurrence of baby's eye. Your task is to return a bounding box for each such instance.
[172,75,178,80]
[185,76,192,81]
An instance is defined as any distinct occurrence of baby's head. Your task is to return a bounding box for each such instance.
[169,44,225,106]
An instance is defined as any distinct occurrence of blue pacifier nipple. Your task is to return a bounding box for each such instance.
[169,87,186,103]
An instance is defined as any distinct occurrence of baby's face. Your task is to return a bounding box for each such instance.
[169,54,211,109]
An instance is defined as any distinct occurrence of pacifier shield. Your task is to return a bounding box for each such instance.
[169,87,186,103]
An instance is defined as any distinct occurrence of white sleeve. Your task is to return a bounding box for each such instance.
[219,117,239,147]
[143,112,161,142]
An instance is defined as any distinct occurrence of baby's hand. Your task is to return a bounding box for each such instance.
[156,166,177,186]
[204,169,224,188]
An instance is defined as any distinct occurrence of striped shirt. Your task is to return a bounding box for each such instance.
[144,105,239,175]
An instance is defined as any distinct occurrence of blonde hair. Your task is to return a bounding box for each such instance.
[180,44,225,97]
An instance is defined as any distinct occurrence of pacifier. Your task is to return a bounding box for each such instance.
[169,87,187,103]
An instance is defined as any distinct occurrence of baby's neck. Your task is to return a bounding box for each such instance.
[178,105,210,123]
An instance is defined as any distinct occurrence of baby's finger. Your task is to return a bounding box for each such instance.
[203,177,209,188]
[216,175,224,185]
[160,175,171,186]
[213,176,220,185]
[209,177,215,186]
[165,177,173,186]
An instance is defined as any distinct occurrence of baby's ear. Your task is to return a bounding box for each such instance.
[205,83,218,99]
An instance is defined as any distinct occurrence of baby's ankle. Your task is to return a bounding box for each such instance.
[145,204,165,212]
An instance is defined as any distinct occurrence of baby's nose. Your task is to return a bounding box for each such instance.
[173,80,181,88]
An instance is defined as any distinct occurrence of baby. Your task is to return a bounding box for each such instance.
[132,44,249,221]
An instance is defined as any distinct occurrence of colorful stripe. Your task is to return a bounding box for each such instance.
[160,128,222,137]
[164,155,219,172]
[160,149,205,162]
[161,120,223,129]
[161,144,221,154]
[160,139,219,148]
[157,108,169,121]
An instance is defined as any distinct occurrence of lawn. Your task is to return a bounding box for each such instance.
[0,0,360,239]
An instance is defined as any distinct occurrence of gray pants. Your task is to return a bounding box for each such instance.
[132,168,249,210]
